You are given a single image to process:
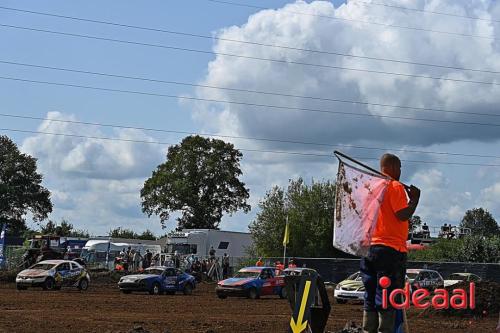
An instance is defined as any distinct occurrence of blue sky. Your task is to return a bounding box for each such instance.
[2,0,500,236]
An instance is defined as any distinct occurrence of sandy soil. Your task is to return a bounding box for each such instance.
[0,282,497,333]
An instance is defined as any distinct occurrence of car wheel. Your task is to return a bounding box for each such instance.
[336,298,348,304]
[149,282,161,295]
[78,278,89,291]
[217,293,227,299]
[121,290,132,294]
[279,287,287,299]
[183,283,193,295]
[43,277,56,291]
[247,288,259,300]
[16,284,27,291]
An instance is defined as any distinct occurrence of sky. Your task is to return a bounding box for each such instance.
[2,0,500,236]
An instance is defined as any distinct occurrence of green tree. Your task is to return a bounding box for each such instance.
[137,229,156,240]
[409,215,422,233]
[108,227,137,239]
[40,219,90,238]
[141,135,250,230]
[249,178,337,258]
[460,208,499,237]
[0,135,52,232]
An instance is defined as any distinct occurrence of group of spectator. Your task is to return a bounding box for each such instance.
[255,257,298,270]
[184,250,231,281]
[114,247,153,272]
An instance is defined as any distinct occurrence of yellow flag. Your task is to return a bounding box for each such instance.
[283,219,290,246]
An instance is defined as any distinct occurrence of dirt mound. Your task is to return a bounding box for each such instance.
[425,280,500,318]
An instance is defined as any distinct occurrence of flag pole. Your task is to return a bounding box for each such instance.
[283,214,288,266]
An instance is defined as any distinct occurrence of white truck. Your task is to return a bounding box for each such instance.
[165,229,253,258]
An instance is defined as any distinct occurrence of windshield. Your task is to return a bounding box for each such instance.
[30,263,56,270]
[166,243,197,255]
[347,272,361,281]
[143,268,164,275]
[234,271,260,278]
[407,272,419,280]
[448,274,467,280]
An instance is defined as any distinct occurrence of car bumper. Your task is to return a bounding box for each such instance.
[16,277,46,287]
[118,282,148,291]
[216,285,247,297]
[334,289,364,300]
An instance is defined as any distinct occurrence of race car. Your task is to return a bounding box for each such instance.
[444,272,481,287]
[334,271,364,304]
[118,266,196,295]
[216,266,286,299]
[407,268,444,291]
[16,259,90,291]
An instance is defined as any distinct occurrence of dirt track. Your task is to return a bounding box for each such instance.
[0,282,497,333]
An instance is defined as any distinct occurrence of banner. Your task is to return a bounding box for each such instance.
[333,161,390,256]
[0,223,6,269]
[283,220,290,247]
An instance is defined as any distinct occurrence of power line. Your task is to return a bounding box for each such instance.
[205,0,499,41]
[3,112,500,159]
[3,24,500,87]
[349,0,500,24]
[1,127,500,167]
[3,75,500,128]
[2,59,500,119]
[0,5,498,75]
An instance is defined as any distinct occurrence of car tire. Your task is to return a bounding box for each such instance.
[247,288,259,300]
[217,293,227,299]
[149,282,161,295]
[43,277,56,291]
[121,290,132,294]
[183,283,193,296]
[336,298,348,304]
[78,278,89,291]
[16,284,27,291]
[279,287,287,299]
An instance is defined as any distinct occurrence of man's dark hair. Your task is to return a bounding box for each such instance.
[380,153,401,168]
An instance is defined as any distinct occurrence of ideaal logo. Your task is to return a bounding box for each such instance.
[379,276,475,310]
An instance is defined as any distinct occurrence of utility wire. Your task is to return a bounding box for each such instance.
[205,0,499,41]
[2,59,499,119]
[2,127,500,167]
[3,24,500,87]
[3,112,500,159]
[0,5,498,75]
[349,0,500,24]
[2,75,500,128]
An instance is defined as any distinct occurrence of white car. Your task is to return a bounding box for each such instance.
[444,273,481,287]
[334,272,364,304]
[16,259,90,291]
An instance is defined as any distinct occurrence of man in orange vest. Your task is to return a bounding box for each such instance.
[360,154,420,333]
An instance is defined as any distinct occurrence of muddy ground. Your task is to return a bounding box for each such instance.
[0,282,497,333]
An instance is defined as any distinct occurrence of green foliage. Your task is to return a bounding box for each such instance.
[40,219,90,238]
[141,135,250,230]
[409,215,422,232]
[108,227,157,240]
[460,208,499,237]
[408,236,500,263]
[249,178,336,258]
[0,135,52,232]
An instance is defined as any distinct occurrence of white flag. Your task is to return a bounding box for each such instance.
[333,161,390,256]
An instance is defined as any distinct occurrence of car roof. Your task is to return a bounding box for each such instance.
[449,272,475,276]
[240,266,272,272]
[407,269,438,273]
[284,267,315,272]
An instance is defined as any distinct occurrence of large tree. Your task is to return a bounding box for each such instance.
[409,215,423,233]
[0,135,52,232]
[460,208,499,237]
[249,178,338,258]
[41,219,90,238]
[141,136,250,229]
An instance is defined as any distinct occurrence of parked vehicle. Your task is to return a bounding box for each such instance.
[16,259,90,291]
[118,266,196,295]
[334,271,364,304]
[407,268,444,291]
[165,229,252,258]
[282,267,317,277]
[216,266,285,299]
[444,273,481,287]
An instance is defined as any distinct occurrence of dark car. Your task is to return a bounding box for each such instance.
[407,269,444,291]
[216,266,286,299]
[118,266,196,295]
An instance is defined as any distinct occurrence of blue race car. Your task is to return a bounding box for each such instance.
[118,266,196,295]
[216,266,286,299]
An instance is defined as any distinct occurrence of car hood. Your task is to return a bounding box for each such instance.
[121,274,158,280]
[220,278,255,286]
[18,269,49,277]
[338,280,363,288]
[444,280,462,287]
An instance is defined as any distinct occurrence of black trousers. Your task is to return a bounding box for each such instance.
[360,245,407,311]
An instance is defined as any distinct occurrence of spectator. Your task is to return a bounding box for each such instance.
[209,246,216,262]
[255,258,264,267]
[173,250,181,269]
[144,249,153,269]
[222,253,230,278]
[133,250,143,272]
[288,259,297,269]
